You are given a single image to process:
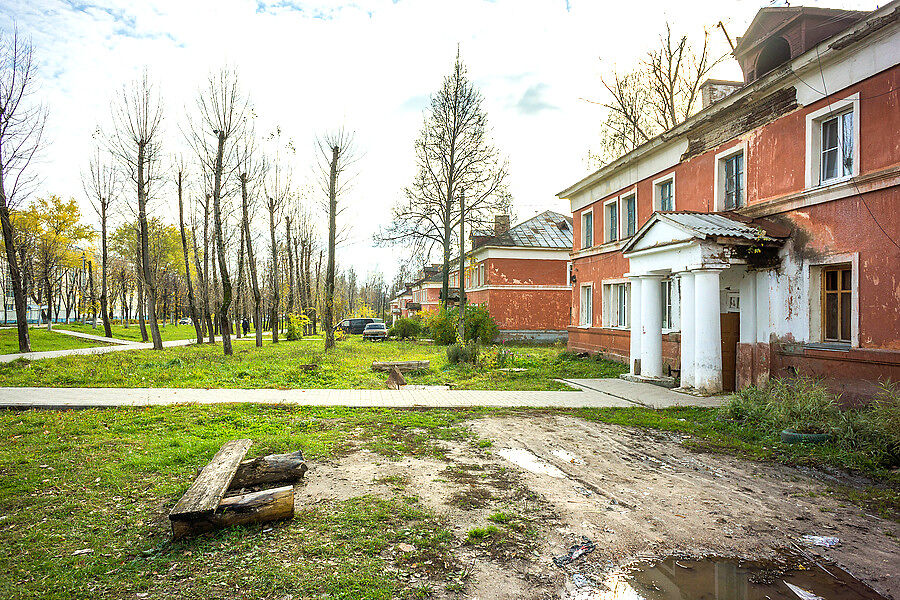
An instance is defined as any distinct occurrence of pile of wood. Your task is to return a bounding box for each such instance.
[169,439,308,538]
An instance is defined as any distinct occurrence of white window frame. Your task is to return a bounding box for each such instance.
[580,209,594,250]
[566,261,573,286]
[620,191,637,238]
[807,252,859,347]
[660,277,680,332]
[602,280,630,329]
[714,142,748,211]
[478,262,485,288]
[603,198,619,243]
[579,283,593,327]
[652,173,675,212]
[805,93,860,189]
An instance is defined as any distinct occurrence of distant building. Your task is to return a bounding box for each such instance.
[558,3,900,401]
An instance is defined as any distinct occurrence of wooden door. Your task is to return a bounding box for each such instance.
[720,313,739,392]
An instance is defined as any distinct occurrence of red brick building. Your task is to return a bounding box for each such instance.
[559,4,900,401]
[450,211,573,342]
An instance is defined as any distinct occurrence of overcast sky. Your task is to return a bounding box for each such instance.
[0,0,876,282]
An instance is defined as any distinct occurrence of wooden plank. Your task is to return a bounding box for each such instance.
[371,360,430,373]
[170,439,253,521]
[171,485,294,539]
[230,450,308,489]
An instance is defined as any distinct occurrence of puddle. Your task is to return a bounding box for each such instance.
[567,556,887,599]
[496,448,567,478]
[552,448,585,465]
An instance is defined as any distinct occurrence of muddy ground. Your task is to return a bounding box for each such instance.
[295,414,899,599]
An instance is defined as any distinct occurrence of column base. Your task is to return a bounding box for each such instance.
[620,373,677,388]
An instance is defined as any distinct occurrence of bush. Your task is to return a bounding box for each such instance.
[477,345,514,370]
[285,313,310,341]
[389,317,421,340]
[426,306,499,346]
[447,341,478,365]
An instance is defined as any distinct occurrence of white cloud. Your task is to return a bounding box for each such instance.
[0,0,877,281]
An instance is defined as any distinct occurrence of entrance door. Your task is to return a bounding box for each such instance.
[720,313,739,392]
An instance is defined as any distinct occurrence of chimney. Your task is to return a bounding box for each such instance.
[494,215,510,237]
[699,79,743,109]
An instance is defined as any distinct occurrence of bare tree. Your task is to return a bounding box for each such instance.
[236,125,264,347]
[175,160,203,342]
[107,70,165,349]
[315,128,356,351]
[589,23,723,165]
[185,68,248,356]
[0,29,47,352]
[375,50,510,309]
[263,128,292,343]
[84,145,118,338]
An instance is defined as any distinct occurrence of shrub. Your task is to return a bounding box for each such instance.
[426,306,499,346]
[447,341,478,365]
[477,345,514,370]
[390,317,421,340]
[464,305,499,345]
[426,309,456,345]
[285,313,310,341]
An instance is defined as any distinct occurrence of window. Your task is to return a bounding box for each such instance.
[653,176,674,212]
[823,266,851,343]
[623,194,637,237]
[604,200,618,242]
[566,262,573,285]
[724,153,744,209]
[581,210,593,249]
[821,111,853,183]
[661,279,673,330]
[479,263,485,287]
[579,284,592,327]
[602,282,629,328]
[805,94,859,188]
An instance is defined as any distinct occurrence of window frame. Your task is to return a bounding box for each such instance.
[603,198,619,243]
[602,280,630,329]
[580,209,594,250]
[807,253,858,347]
[579,283,593,327]
[714,142,748,212]
[805,93,860,189]
[620,191,637,238]
[652,173,676,212]
[821,265,853,344]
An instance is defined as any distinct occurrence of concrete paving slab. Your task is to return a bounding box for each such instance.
[557,378,729,408]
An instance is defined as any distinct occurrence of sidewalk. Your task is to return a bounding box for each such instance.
[0,337,196,363]
[557,377,727,408]
[0,380,729,410]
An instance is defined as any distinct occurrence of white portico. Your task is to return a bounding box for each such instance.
[621,212,785,393]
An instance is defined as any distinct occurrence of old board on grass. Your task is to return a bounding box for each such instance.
[170,438,253,522]
[372,360,430,373]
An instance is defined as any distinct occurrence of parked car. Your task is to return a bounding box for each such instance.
[178,317,192,325]
[336,317,383,335]
[362,322,388,341]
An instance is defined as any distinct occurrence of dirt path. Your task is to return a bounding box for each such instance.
[296,414,899,599]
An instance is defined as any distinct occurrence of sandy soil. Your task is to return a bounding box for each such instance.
[295,414,900,599]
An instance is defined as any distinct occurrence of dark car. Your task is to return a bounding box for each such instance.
[336,318,383,335]
[362,322,388,341]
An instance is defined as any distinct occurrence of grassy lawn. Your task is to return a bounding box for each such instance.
[0,336,627,389]
[0,327,107,355]
[56,322,200,343]
[1,404,897,599]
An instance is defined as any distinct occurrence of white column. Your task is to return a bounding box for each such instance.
[628,277,642,374]
[639,275,663,378]
[739,273,757,344]
[679,272,695,388]
[693,269,723,392]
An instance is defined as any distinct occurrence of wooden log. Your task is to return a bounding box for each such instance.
[171,485,294,538]
[170,439,252,521]
[229,450,308,489]
[371,360,430,373]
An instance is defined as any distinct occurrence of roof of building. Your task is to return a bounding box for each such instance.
[734,6,868,56]
[622,211,790,253]
[479,210,573,249]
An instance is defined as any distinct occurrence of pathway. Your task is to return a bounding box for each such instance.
[557,377,726,408]
[0,380,728,410]
[0,337,197,363]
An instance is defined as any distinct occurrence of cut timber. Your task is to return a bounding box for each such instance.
[230,450,308,489]
[386,367,406,390]
[170,439,252,522]
[372,360,430,373]
[171,485,294,539]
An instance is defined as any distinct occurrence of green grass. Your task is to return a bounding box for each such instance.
[0,327,107,355]
[56,322,201,343]
[0,337,626,390]
[0,405,477,599]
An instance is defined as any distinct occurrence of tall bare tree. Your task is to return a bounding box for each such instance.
[316,128,356,352]
[0,29,47,352]
[263,128,292,343]
[236,126,264,347]
[185,68,248,356]
[84,145,118,337]
[107,70,164,349]
[375,50,510,309]
[589,23,723,165]
[175,160,203,342]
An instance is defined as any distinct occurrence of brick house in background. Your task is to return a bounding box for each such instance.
[558,3,900,401]
[406,265,443,317]
[388,286,413,324]
[450,211,573,342]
